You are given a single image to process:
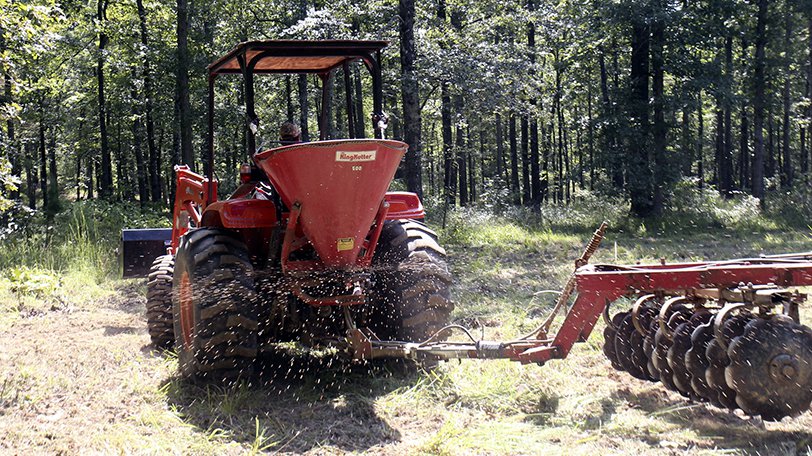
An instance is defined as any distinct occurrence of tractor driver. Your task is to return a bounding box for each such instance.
[280,122,302,145]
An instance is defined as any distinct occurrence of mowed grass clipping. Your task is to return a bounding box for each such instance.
[1,199,812,454]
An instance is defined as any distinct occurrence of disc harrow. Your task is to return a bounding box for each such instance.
[603,278,812,421]
[337,223,812,422]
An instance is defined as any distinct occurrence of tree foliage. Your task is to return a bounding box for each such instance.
[2,0,811,218]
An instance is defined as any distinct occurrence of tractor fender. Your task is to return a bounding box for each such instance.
[384,191,425,221]
[201,199,278,229]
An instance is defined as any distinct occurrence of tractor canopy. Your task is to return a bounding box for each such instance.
[204,40,391,192]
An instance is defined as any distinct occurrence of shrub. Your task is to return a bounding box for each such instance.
[0,200,169,277]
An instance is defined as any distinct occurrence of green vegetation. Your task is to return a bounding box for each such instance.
[0,201,167,328]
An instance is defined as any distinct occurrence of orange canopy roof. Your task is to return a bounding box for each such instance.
[208,40,389,76]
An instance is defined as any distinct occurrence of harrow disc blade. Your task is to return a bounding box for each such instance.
[603,312,628,371]
[726,318,812,421]
[705,314,752,410]
[644,319,660,380]
[654,309,692,393]
[668,311,712,398]
[615,313,654,380]
[633,305,659,337]
[705,339,737,409]
[685,320,721,406]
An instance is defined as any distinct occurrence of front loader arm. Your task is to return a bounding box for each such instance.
[170,165,218,252]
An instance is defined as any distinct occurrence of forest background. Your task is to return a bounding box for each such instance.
[2,0,812,224]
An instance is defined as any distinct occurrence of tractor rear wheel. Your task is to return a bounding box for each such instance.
[146,254,174,349]
[172,228,259,383]
[367,220,454,346]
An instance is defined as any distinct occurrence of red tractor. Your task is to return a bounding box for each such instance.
[122,40,452,381]
[122,40,812,421]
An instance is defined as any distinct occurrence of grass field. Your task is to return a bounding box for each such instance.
[1,201,811,455]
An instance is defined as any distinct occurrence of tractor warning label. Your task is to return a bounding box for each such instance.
[337,237,355,251]
[335,150,376,162]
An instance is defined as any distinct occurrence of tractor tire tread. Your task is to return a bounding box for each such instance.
[368,219,454,352]
[146,254,175,350]
[174,228,257,384]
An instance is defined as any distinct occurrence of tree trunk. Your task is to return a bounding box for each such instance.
[3,52,19,200]
[530,117,540,208]
[715,105,723,186]
[324,76,335,139]
[169,94,180,208]
[803,18,812,177]
[353,66,365,138]
[599,51,623,189]
[38,98,48,210]
[176,0,193,168]
[399,0,423,198]
[132,72,148,206]
[752,0,768,202]
[651,10,666,213]
[495,112,504,183]
[555,49,564,204]
[470,125,477,202]
[136,0,160,202]
[48,127,58,212]
[739,38,750,190]
[781,8,793,188]
[719,35,734,196]
[97,0,112,198]
[286,76,294,122]
[767,110,775,179]
[576,104,583,188]
[25,143,36,209]
[441,82,455,205]
[115,113,127,200]
[456,95,468,206]
[697,92,704,189]
[587,82,595,190]
[521,113,530,206]
[76,115,84,200]
[527,0,540,208]
[628,20,653,216]
[298,75,310,142]
[542,121,549,202]
[681,106,692,176]
[509,113,520,205]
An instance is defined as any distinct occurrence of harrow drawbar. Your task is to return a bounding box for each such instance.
[349,224,812,421]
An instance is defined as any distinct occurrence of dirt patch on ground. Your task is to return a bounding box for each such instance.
[0,284,446,454]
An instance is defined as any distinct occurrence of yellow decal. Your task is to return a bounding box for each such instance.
[337,237,355,251]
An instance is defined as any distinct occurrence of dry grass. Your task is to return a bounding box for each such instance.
[1,219,811,455]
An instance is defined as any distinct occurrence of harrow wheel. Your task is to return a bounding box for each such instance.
[173,228,259,384]
[668,311,712,398]
[603,311,628,371]
[705,314,752,410]
[726,317,812,421]
[146,254,175,350]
